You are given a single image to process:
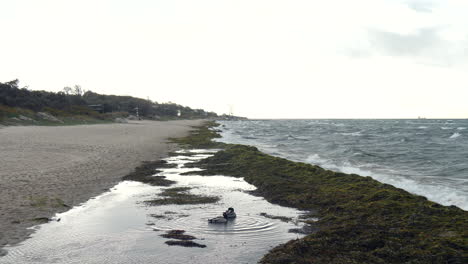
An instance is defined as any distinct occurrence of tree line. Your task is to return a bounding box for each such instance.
[0,80,217,119]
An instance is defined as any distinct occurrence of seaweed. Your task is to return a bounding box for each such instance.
[30,217,50,224]
[160,230,196,240]
[122,160,177,186]
[161,230,206,248]
[145,187,220,205]
[175,123,468,264]
[165,240,207,248]
[149,214,167,219]
[169,121,226,149]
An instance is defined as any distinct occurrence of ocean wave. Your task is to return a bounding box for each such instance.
[340,131,362,136]
[305,154,328,165]
[311,161,468,210]
[287,134,309,141]
[217,119,468,210]
[332,123,346,127]
[242,136,258,140]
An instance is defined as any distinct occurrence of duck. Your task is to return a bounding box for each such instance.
[208,216,227,223]
[208,207,236,223]
[223,207,236,219]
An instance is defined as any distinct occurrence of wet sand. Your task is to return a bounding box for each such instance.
[0,151,305,264]
[0,120,203,247]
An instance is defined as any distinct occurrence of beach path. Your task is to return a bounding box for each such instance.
[0,120,202,247]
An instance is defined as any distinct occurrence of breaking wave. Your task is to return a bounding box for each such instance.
[216,119,468,210]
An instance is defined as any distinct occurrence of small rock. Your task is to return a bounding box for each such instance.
[0,249,8,257]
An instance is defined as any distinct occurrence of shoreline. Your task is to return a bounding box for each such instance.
[175,122,468,263]
[0,120,203,248]
[2,120,466,262]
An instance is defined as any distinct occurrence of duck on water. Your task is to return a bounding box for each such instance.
[208,208,236,223]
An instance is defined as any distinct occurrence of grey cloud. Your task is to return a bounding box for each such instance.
[404,0,437,13]
[368,27,441,56]
[366,27,468,67]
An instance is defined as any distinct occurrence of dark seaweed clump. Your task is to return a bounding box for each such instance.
[169,121,226,149]
[165,240,207,248]
[160,230,196,240]
[149,211,190,221]
[122,160,176,186]
[145,187,220,206]
[186,141,468,263]
[161,230,206,248]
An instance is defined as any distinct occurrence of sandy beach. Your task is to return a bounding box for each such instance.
[0,120,202,247]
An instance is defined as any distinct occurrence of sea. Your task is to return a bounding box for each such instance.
[215,119,468,211]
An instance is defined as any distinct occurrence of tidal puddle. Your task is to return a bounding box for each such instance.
[1,149,307,264]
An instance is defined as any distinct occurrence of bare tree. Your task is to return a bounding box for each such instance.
[73,85,83,96]
[63,86,72,95]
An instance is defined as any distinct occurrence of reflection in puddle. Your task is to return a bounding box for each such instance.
[1,149,307,264]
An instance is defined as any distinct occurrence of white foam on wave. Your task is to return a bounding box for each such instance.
[457,127,467,130]
[449,132,461,139]
[305,154,328,165]
[318,162,468,210]
[441,127,453,130]
[340,131,362,136]
[418,126,428,129]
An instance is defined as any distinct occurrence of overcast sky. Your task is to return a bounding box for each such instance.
[1,0,467,118]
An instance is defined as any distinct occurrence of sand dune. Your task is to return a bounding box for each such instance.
[0,120,202,247]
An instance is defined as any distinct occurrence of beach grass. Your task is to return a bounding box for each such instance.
[0,105,122,126]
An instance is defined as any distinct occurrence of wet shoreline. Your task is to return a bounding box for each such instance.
[0,149,307,263]
[0,120,203,249]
